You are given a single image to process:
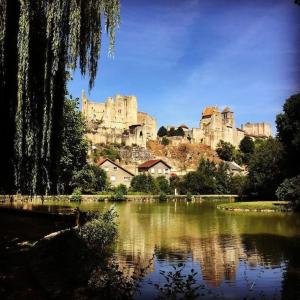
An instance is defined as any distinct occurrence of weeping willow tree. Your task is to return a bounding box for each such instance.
[0,0,120,195]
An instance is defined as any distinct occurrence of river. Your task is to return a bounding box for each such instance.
[1,200,300,299]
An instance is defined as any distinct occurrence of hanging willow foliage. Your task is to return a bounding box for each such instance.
[0,0,120,195]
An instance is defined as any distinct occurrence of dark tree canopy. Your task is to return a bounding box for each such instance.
[0,0,120,194]
[216,140,235,161]
[276,93,300,177]
[157,126,168,137]
[239,136,255,154]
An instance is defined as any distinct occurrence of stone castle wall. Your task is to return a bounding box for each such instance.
[82,92,157,148]
[241,122,272,137]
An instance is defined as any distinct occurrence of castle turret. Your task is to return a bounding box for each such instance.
[222,107,235,128]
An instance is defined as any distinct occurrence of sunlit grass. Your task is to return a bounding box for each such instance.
[217,201,290,212]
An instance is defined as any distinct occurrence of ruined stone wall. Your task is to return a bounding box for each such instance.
[137,112,157,140]
[82,92,156,148]
[241,122,272,137]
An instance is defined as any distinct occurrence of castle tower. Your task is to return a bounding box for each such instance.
[82,90,88,118]
[222,107,235,128]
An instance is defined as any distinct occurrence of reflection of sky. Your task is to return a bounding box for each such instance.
[136,257,285,300]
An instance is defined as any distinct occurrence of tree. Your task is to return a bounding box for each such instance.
[215,162,232,194]
[168,127,176,137]
[179,172,216,195]
[276,93,300,177]
[239,136,255,154]
[216,140,235,161]
[239,136,255,164]
[72,164,107,194]
[197,157,216,177]
[57,97,88,194]
[161,137,170,146]
[156,176,171,194]
[276,176,300,209]
[130,174,158,194]
[174,127,185,137]
[157,126,168,137]
[0,0,120,195]
[248,138,284,198]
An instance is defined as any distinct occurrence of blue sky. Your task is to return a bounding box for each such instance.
[68,0,300,131]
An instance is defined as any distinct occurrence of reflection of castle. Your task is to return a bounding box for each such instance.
[82,91,157,148]
[111,202,277,289]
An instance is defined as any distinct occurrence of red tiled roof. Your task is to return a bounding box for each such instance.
[97,158,134,176]
[138,159,171,169]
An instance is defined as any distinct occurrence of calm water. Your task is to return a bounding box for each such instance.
[2,200,300,299]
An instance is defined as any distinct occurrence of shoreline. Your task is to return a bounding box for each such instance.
[217,201,291,212]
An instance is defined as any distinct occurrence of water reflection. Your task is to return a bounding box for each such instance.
[2,200,300,299]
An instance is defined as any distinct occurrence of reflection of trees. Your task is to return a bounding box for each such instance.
[90,201,300,295]
[241,234,300,300]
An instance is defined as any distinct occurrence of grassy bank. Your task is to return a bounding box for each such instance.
[217,201,290,212]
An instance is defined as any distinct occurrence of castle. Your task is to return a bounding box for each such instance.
[82,92,272,150]
[82,92,157,148]
[167,106,272,149]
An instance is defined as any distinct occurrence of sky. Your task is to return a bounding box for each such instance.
[68,0,300,131]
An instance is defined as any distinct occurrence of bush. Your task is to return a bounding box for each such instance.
[276,176,300,208]
[78,207,118,252]
[111,184,128,201]
[130,174,158,194]
[72,164,107,194]
[156,176,171,194]
[216,140,235,161]
[157,126,168,137]
[70,187,82,201]
[158,193,167,201]
[161,136,170,146]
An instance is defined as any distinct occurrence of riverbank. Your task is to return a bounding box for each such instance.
[217,201,290,212]
[0,194,239,203]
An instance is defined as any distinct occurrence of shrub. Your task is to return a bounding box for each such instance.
[70,187,82,201]
[111,184,127,201]
[130,174,158,194]
[156,176,171,194]
[157,126,168,137]
[158,193,167,202]
[276,176,300,208]
[216,140,235,161]
[78,207,118,252]
[161,136,170,146]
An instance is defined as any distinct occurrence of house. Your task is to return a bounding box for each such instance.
[98,158,134,187]
[138,159,172,178]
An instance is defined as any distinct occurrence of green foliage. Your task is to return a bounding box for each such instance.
[130,174,158,194]
[230,175,248,196]
[214,162,232,194]
[276,93,300,177]
[239,136,255,154]
[111,184,127,200]
[174,127,185,136]
[161,136,170,146]
[0,0,120,195]
[216,140,235,161]
[186,192,192,201]
[100,148,121,162]
[168,127,176,137]
[58,97,88,194]
[156,176,171,194]
[70,187,82,202]
[248,138,284,198]
[72,164,107,194]
[239,136,255,164]
[180,171,216,195]
[276,176,300,208]
[78,207,118,252]
[157,126,168,137]
[152,263,199,300]
[158,193,168,202]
